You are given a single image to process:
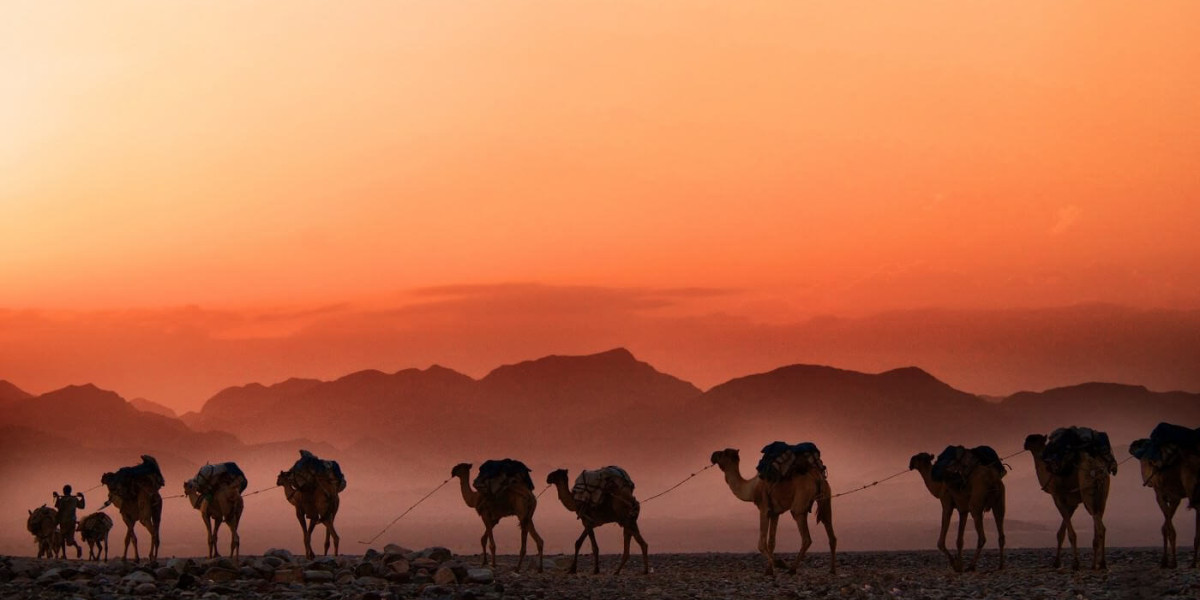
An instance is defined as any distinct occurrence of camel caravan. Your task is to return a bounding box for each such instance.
[21,423,1200,577]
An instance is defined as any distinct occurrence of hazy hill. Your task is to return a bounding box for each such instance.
[129,397,177,418]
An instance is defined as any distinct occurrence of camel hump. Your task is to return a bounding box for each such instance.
[757,441,824,482]
[474,458,534,495]
[572,466,636,507]
[107,455,166,496]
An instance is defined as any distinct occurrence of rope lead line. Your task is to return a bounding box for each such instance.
[357,477,453,546]
[642,463,716,504]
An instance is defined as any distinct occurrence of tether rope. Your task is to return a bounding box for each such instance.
[357,477,452,546]
[536,483,553,499]
[642,463,716,504]
[827,468,912,500]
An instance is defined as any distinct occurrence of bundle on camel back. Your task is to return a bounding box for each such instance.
[757,442,826,482]
[473,459,534,497]
[278,450,346,559]
[185,462,249,559]
[100,455,164,562]
[931,445,1006,489]
[1042,427,1119,478]
[26,505,61,559]
[1130,422,1200,568]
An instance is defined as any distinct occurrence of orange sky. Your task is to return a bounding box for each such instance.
[2,2,1199,406]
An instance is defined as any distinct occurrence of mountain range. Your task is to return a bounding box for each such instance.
[2,348,1198,557]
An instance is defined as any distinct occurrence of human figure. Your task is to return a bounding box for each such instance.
[53,484,86,559]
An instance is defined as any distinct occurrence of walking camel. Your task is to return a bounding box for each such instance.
[184,462,247,559]
[451,461,544,572]
[1024,431,1115,570]
[1131,438,1200,568]
[100,455,164,562]
[277,450,344,560]
[908,450,1006,572]
[546,467,649,575]
[709,448,837,576]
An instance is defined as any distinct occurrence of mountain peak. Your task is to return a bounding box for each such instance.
[0,380,32,402]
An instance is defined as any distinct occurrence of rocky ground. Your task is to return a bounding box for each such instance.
[1,546,1198,600]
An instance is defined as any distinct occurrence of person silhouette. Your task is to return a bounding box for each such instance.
[52,484,86,558]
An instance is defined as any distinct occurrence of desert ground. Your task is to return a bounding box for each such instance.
[1,546,1197,600]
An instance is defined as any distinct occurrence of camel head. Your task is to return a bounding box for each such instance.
[908,452,934,471]
[546,469,569,487]
[276,471,292,488]
[451,463,473,479]
[100,472,115,487]
[183,479,203,509]
[710,448,740,471]
[1023,434,1047,453]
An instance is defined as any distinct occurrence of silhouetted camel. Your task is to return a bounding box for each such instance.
[100,455,165,562]
[546,467,648,575]
[1024,431,1115,570]
[452,461,544,572]
[909,450,1006,572]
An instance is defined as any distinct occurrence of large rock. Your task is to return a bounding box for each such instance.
[35,568,64,584]
[383,543,412,556]
[122,571,156,585]
[433,566,458,585]
[265,548,294,561]
[134,582,158,595]
[304,570,335,583]
[273,568,302,583]
[466,568,494,584]
[419,547,454,563]
[201,567,239,582]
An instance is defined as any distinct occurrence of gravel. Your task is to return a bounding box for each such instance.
[0,547,1196,599]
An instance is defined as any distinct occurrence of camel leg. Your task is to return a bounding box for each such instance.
[516,521,529,573]
[1161,495,1180,569]
[102,533,109,562]
[967,510,986,572]
[633,525,650,575]
[588,529,601,575]
[488,526,498,569]
[570,529,589,574]
[955,510,968,572]
[122,512,140,562]
[759,511,775,576]
[206,516,217,558]
[790,511,812,575]
[229,508,242,560]
[1193,510,1199,569]
[616,527,632,575]
[528,519,545,573]
[994,499,1006,571]
[820,493,838,575]
[937,503,955,571]
[479,530,490,567]
[149,497,162,562]
[1053,518,1068,568]
[1092,511,1107,570]
[295,509,313,560]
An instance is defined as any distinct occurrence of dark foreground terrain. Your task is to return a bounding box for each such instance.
[1,547,1197,600]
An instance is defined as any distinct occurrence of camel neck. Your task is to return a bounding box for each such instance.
[1028,448,1054,491]
[552,480,577,512]
[720,464,758,502]
[456,474,480,508]
[916,466,943,499]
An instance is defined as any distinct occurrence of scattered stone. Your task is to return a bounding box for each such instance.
[420,547,454,563]
[265,548,294,561]
[134,582,158,595]
[201,567,239,582]
[272,568,302,583]
[434,566,458,585]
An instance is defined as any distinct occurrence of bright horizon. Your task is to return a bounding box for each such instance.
[3,2,1200,410]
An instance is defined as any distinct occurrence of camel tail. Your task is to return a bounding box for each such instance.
[816,479,833,526]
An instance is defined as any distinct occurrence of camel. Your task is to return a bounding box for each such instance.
[77,512,113,561]
[101,455,165,562]
[1024,432,1115,570]
[709,448,836,576]
[1131,440,1200,568]
[451,462,544,572]
[546,468,648,575]
[277,450,344,560]
[26,505,61,559]
[184,462,247,559]
[908,450,1006,572]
